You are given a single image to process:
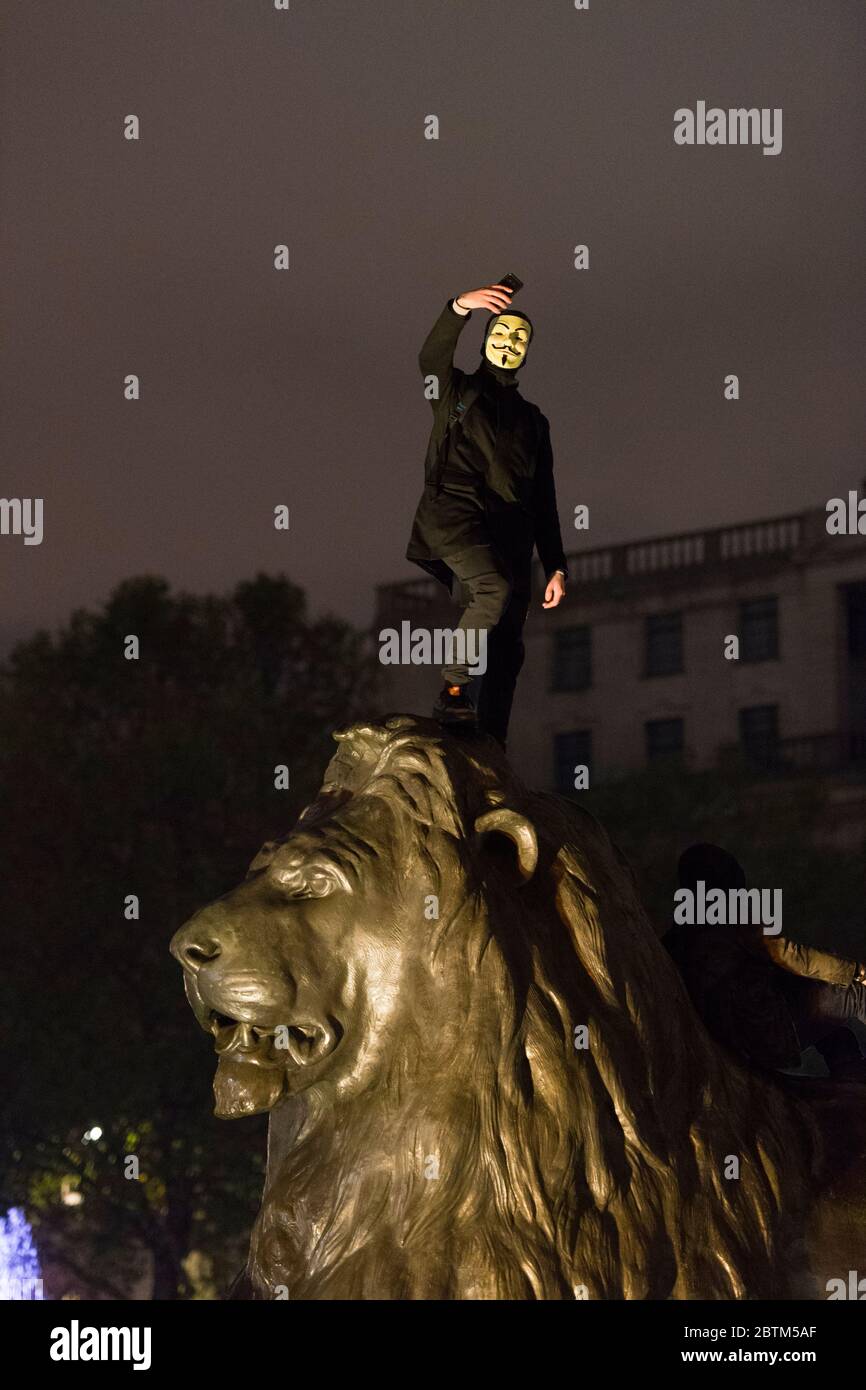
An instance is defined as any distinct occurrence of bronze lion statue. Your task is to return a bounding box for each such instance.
[171,714,862,1300]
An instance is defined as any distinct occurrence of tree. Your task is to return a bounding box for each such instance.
[0,573,377,1298]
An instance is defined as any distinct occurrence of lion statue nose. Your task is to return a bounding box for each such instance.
[171,923,222,973]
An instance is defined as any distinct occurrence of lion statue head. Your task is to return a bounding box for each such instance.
[171,714,818,1299]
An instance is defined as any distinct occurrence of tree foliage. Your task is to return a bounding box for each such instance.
[0,573,377,1298]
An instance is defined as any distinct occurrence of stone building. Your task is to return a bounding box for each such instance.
[374,506,866,801]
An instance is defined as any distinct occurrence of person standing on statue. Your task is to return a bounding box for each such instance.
[406,281,568,748]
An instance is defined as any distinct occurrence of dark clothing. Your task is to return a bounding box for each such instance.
[664,924,802,1069]
[474,557,531,747]
[441,543,532,745]
[439,544,513,686]
[663,921,864,1071]
[776,973,866,1051]
[406,300,568,585]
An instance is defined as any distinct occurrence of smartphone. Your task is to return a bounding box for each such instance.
[498,272,523,296]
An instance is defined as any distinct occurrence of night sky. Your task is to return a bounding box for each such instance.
[2,0,864,650]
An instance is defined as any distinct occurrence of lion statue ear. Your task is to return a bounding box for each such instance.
[473,808,538,884]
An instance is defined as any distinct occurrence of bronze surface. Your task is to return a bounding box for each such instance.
[171,715,844,1300]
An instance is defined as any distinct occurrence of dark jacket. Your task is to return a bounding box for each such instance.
[406,300,568,586]
[663,921,862,1070]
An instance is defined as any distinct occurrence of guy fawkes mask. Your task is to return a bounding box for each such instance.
[483,313,532,370]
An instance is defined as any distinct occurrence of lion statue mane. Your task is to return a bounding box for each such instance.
[172,714,826,1300]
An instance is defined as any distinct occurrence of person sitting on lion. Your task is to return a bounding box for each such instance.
[663,843,866,1080]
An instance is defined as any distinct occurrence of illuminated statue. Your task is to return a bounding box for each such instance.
[170,715,858,1301]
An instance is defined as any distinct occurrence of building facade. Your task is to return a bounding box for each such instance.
[374,506,866,793]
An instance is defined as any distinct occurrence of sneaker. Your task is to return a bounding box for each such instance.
[433,683,477,727]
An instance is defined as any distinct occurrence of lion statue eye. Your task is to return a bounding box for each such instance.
[271,862,349,897]
[304,870,336,898]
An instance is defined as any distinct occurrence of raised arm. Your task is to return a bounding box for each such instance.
[758,934,865,986]
[418,284,515,392]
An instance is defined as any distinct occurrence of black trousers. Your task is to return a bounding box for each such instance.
[440,543,532,746]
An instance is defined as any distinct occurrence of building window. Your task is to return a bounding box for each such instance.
[554,730,592,793]
[740,596,779,662]
[645,612,683,677]
[552,626,591,691]
[739,704,779,768]
[645,717,684,764]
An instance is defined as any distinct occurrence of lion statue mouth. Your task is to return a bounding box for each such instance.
[208,1011,335,1069]
[176,960,343,1116]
